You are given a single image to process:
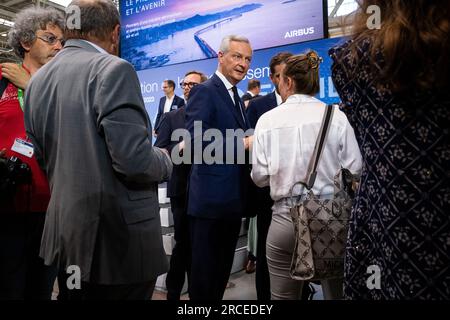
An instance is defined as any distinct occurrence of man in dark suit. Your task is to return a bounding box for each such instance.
[185,35,253,300]
[154,79,185,135]
[154,70,207,301]
[241,79,261,109]
[246,52,293,300]
[23,0,172,300]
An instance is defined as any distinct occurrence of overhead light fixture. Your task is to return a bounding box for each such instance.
[0,18,14,27]
[49,0,72,6]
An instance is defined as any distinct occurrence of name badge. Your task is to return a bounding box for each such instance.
[11,138,34,158]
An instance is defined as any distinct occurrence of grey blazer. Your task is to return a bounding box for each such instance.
[24,40,172,285]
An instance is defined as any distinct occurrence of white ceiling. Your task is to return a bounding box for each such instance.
[49,0,71,6]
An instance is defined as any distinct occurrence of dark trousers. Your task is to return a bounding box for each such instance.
[188,216,241,301]
[0,212,57,300]
[256,207,272,301]
[165,195,190,301]
[57,270,156,300]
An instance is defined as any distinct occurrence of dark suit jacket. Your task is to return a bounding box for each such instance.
[154,95,185,133]
[154,107,190,198]
[23,40,172,285]
[246,92,277,129]
[246,91,279,215]
[185,73,252,220]
[241,92,259,101]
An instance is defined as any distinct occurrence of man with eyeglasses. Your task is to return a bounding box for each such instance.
[155,70,207,301]
[179,71,208,103]
[0,7,64,300]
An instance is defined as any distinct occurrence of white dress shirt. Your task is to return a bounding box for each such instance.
[251,94,362,214]
[163,95,174,113]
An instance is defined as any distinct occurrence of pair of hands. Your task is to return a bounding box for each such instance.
[0,63,30,90]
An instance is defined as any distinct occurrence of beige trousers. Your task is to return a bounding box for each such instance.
[266,211,343,300]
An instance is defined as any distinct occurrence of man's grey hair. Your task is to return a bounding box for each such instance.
[219,35,250,53]
[8,7,64,59]
[65,0,120,41]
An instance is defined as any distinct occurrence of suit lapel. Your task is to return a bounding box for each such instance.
[159,97,165,113]
[212,74,247,129]
[270,92,278,108]
[170,96,177,110]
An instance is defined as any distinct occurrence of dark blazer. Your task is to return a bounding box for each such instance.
[185,73,252,220]
[154,95,185,133]
[154,107,190,198]
[246,92,277,129]
[241,92,253,102]
[23,40,172,285]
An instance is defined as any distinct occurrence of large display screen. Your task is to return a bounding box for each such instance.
[136,36,344,128]
[120,0,326,71]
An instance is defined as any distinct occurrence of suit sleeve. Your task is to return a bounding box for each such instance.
[154,113,175,152]
[246,98,259,129]
[96,60,172,184]
[185,84,214,160]
[23,81,45,172]
[154,101,163,133]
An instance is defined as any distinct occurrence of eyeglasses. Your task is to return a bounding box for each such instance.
[180,82,199,89]
[36,34,65,47]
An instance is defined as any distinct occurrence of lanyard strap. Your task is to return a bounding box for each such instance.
[17,87,24,112]
[17,64,30,112]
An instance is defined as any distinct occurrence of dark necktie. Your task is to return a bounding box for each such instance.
[231,86,246,124]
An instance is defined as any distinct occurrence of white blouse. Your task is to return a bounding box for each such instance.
[251,94,362,213]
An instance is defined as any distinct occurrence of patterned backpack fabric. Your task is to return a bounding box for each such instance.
[289,104,356,281]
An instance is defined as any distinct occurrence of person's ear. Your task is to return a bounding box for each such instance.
[20,40,32,53]
[112,24,120,44]
[218,51,225,63]
[287,77,294,92]
[110,24,120,55]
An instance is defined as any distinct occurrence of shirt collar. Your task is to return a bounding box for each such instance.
[215,70,234,91]
[247,91,255,97]
[80,40,108,54]
[275,90,282,106]
[284,94,318,104]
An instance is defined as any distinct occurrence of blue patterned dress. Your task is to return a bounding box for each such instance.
[329,39,450,299]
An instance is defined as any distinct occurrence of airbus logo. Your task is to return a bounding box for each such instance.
[284,27,315,38]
